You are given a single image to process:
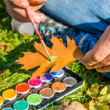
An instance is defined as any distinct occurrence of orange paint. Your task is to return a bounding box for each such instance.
[0,96,3,104]
[15,83,30,93]
[2,89,17,99]
[52,82,66,92]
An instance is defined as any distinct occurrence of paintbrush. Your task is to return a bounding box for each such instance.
[25,8,53,62]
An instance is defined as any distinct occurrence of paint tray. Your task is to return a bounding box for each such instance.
[0,67,84,110]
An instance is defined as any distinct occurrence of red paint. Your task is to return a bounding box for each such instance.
[15,83,30,93]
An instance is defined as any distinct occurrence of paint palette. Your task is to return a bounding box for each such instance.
[0,67,84,110]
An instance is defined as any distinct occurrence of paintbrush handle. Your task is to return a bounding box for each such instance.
[25,8,52,62]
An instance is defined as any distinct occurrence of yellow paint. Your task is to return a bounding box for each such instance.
[0,96,3,104]
[2,89,17,99]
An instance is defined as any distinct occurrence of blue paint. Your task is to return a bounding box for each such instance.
[51,72,56,75]
[51,69,64,78]
[2,108,14,110]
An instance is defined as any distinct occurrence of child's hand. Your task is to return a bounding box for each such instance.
[82,25,110,73]
[4,0,47,23]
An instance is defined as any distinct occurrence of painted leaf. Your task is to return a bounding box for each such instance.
[99,85,110,96]
[89,101,109,110]
[87,83,99,98]
[16,36,84,79]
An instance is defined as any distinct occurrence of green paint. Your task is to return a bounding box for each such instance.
[13,100,29,110]
[49,56,58,63]
[27,94,42,104]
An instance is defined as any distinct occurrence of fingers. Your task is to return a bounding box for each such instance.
[4,0,45,23]
[28,0,47,5]
[84,54,110,69]
[5,0,29,8]
[82,26,110,66]
[96,65,110,73]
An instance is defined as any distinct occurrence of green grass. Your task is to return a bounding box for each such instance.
[0,1,110,110]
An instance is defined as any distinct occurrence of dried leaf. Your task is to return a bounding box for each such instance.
[16,37,84,79]
[62,100,70,107]
[89,101,109,110]
[87,83,99,98]
[83,102,89,110]
[54,105,65,110]
[67,101,87,110]
[55,101,87,110]
[99,85,110,96]
[0,43,9,50]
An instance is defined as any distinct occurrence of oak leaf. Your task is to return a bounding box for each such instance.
[16,36,84,79]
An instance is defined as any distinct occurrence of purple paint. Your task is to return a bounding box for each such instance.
[41,73,53,83]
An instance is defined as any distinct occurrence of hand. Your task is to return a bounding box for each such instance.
[4,0,47,23]
[82,25,110,73]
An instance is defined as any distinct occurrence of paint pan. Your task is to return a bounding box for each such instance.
[40,88,54,99]
[2,89,17,101]
[41,73,53,83]
[0,96,3,106]
[15,83,30,94]
[27,94,42,106]
[13,100,29,110]
[2,108,14,110]
[51,82,66,93]
[28,78,42,88]
[63,77,77,87]
[51,69,64,78]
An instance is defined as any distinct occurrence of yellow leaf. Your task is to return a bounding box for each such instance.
[87,83,99,97]
[89,101,109,110]
[99,85,110,96]
[97,94,110,104]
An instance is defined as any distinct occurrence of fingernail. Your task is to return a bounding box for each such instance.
[40,15,45,21]
[33,16,41,23]
[20,2,29,8]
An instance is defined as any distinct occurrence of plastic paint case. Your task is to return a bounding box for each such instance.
[27,94,42,106]
[51,69,64,78]
[40,88,54,99]
[2,89,17,101]
[2,108,14,110]
[28,78,42,89]
[63,77,77,87]
[0,67,84,110]
[13,100,29,110]
[15,83,30,94]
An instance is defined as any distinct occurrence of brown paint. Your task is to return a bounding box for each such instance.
[40,88,54,98]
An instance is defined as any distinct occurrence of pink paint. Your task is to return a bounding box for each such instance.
[28,78,42,88]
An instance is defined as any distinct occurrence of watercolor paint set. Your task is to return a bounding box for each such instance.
[0,67,84,110]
